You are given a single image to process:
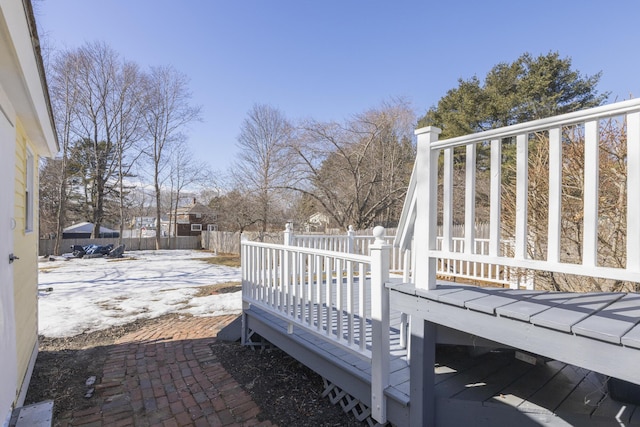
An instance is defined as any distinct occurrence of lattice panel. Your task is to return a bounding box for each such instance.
[322,377,389,427]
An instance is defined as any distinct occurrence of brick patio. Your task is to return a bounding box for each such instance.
[56,315,275,427]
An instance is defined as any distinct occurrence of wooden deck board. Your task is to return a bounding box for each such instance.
[415,283,471,301]
[495,292,570,321]
[573,293,640,344]
[622,323,640,349]
[465,290,542,314]
[438,288,495,307]
[529,293,624,333]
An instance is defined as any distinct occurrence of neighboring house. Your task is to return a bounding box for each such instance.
[0,0,58,424]
[168,199,216,237]
[62,222,120,239]
[305,212,331,232]
[130,216,156,230]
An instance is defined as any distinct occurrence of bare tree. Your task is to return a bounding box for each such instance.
[215,188,261,233]
[49,42,147,240]
[71,42,120,237]
[233,104,293,232]
[112,61,146,243]
[47,48,82,254]
[142,65,202,249]
[289,99,416,229]
[166,142,211,240]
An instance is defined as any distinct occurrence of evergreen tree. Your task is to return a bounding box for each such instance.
[418,52,608,139]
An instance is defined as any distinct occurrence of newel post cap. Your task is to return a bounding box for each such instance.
[373,226,385,243]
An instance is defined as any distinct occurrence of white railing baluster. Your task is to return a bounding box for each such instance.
[443,147,453,252]
[628,112,640,271]
[336,257,343,341]
[347,259,355,345]
[259,247,266,302]
[583,120,600,268]
[323,255,329,332]
[547,127,562,263]
[489,139,501,257]
[265,248,272,307]
[316,254,322,333]
[515,133,529,260]
[303,253,310,325]
[465,143,476,255]
[358,262,366,351]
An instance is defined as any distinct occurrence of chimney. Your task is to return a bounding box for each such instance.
[193,197,197,205]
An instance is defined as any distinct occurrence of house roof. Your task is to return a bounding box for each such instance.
[0,0,58,156]
[174,201,215,216]
[63,222,117,234]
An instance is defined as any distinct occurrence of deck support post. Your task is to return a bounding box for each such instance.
[410,318,436,427]
[370,226,390,424]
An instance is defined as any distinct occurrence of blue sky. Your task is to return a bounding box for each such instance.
[36,1,640,172]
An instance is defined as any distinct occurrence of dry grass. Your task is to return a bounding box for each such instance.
[193,281,241,297]
[199,253,241,268]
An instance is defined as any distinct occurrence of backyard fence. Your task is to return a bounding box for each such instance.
[39,236,202,256]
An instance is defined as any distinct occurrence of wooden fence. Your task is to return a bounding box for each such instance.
[39,236,202,256]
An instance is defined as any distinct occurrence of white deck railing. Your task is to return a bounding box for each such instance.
[290,225,406,273]
[288,224,521,287]
[241,227,392,422]
[242,239,373,355]
[399,98,640,290]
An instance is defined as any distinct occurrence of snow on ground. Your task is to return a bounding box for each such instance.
[38,250,242,338]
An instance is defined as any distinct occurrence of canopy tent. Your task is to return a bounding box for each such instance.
[62,222,119,238]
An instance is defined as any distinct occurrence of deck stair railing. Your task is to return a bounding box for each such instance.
[397,98,640,290]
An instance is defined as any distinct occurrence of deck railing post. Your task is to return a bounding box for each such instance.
[283,222,293,246]
[410,126,440,427]
[370,225,390,424]
[282,223,294,332]
[240,233,250,345]
[347,225,355,254]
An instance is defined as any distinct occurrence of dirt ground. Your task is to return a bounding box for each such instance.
[25,312,366,426]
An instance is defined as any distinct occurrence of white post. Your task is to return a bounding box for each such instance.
[411,126,440,427]
[240,233,250,345]
[283,223,293,332]
[400,248,411,349]
[370,225,390,424]
[347,225,355,253]
[283,222,293,246]
[414,127,441,291]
